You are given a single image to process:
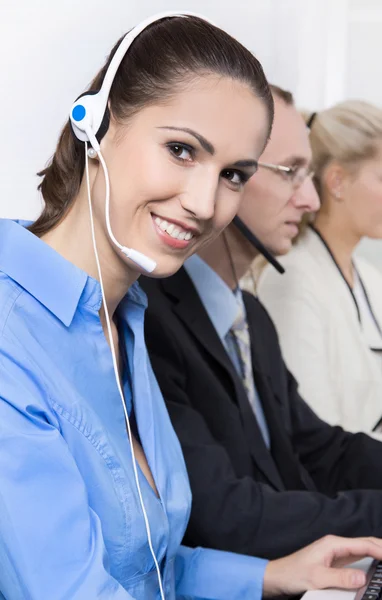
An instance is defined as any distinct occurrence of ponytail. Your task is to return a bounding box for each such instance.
[29,123,85,236]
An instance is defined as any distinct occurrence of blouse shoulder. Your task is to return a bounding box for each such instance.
[0,272,57,421]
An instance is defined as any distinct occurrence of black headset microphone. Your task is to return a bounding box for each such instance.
[233,216,285,274]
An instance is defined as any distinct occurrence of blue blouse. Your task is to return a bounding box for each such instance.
[0,219,267,600]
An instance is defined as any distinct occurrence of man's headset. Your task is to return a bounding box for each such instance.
[233,216,285,274]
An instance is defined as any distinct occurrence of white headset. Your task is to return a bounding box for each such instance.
[69,11,212,600]
[70,10,210,273]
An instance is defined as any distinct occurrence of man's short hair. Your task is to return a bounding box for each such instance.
[270,84,294,106]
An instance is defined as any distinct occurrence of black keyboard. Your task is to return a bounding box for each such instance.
[356,561,382,600]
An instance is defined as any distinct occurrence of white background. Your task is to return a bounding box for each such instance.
[1,0,381,265]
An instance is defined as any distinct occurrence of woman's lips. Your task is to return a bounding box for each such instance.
[152,215,194,249]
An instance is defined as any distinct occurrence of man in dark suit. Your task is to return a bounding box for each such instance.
[141,86,382,560]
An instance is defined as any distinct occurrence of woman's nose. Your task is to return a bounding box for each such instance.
[179,171,218,221]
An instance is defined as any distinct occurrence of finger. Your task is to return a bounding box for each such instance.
[363,537,382,546]
[330,538,382,563]
[350,537,382,551]
[323,536,382,550]
[314,567,366,591]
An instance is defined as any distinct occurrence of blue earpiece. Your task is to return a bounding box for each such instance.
[69,11,204,147]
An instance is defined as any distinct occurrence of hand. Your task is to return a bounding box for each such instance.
[263,535,382,597]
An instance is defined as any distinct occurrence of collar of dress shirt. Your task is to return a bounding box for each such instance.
[184,254,241,342]
[0,219,147,327]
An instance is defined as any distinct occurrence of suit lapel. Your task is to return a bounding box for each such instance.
[253,368,307,490]
[161,268,285,491]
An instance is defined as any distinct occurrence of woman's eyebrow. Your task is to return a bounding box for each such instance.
[158,126,259,168]
[232,159,259,169]
[157,126,215,155]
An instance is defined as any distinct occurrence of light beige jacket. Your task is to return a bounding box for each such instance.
[253,228,382,434]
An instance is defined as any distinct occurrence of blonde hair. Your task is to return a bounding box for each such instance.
[296,100,382,240]
[242,100,382,291]
[305,100,382,197]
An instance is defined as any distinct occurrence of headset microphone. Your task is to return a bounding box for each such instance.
[83,125,157,273]
[233,216,285,274]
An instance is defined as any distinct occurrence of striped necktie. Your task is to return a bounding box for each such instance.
[230,303,258,416]
[226,297,270,447]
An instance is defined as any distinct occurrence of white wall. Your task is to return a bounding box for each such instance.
[1,0,382,267]
[0,0,292,220]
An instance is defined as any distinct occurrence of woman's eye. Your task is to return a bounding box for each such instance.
[221,169,246,186]
[167,143,194,162]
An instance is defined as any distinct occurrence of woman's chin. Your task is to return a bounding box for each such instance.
[142,265,183,280]
[138,254,188,280]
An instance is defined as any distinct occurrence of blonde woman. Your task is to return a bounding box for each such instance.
[257,101,382,434]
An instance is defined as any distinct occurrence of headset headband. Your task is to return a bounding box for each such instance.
[69,11,213,148]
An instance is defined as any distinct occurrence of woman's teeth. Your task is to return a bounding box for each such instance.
[154,216,194,241]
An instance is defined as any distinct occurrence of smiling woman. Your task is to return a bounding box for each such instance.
[0,12,277,600]
[35,71,271,285]
[2,11,375,600]
[78,74,268,282]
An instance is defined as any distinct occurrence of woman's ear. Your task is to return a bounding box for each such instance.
[323,161,348,200]
[100,103,120,149]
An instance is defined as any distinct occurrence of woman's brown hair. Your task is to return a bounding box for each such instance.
[31,16,273,237]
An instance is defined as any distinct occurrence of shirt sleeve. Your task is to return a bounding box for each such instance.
[175,545,267,600]
[0,355,134,600]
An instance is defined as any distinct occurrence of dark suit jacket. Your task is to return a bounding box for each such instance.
[141,268,382,559]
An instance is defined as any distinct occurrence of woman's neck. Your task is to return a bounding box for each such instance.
[41,196,138,320]
[313,212,361,287]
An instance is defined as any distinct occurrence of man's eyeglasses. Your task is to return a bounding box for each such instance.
[258,161,314,189]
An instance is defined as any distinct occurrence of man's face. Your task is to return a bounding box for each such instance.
[236,96,320,255]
